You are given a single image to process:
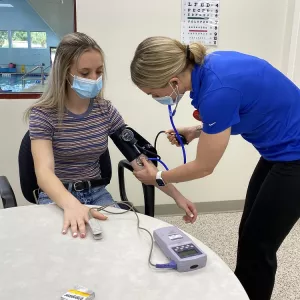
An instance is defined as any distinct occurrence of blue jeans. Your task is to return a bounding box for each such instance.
[38,185,118,207]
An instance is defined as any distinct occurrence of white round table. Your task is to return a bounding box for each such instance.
[0,205,249,300]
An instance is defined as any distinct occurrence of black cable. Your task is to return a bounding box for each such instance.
[154,130,188,150]
[154,131,166,150]
[136,144,161,159]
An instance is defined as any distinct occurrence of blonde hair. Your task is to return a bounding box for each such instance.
[130,36,207,89]
[24,32,105,122]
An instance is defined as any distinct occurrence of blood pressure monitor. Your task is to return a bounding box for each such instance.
[153,226,207,272]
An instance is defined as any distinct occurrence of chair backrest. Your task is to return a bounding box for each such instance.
[19,131,38,203]
[18,130,112,203]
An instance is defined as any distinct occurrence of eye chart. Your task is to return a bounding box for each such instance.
[181,0,220,46]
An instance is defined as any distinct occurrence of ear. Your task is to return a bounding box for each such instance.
[169,77,180,88]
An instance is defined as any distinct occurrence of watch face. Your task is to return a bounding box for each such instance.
[156,179,165,186]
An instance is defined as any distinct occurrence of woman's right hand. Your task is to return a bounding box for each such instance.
[166,126,200,146]
[31,140,108,239]
[62,199,107,238]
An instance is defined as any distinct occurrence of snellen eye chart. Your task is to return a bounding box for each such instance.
[181,0,220,46]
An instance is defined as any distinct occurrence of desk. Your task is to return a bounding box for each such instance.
[0,205,249,300]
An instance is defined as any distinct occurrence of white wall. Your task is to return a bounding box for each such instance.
[0,0,298,208]
[0,99,35,206]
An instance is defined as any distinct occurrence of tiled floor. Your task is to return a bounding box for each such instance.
[158,212,300,300]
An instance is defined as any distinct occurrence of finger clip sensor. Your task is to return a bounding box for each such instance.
[88,218,103,240]
[88,211,103,240]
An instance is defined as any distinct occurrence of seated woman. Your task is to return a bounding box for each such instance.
[25,32,197,239]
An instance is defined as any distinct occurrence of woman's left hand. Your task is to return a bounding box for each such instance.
[175,196,198,224]
[133,156,158,185]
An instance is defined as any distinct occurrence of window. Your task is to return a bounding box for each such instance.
[12,31,28,48]
[0,31,9,48]
[0,0,76,99]
[31,31,47,49]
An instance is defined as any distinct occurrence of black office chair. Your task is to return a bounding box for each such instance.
[0,131,155,216]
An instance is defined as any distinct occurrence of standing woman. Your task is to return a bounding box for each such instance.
[130,36,300,300]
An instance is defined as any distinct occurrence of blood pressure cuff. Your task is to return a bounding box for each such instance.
[110,125,158,166]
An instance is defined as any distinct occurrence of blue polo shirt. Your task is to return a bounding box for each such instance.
[190,51,300,161]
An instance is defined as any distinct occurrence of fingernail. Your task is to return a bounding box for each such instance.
[80,233,86,238]
[190,214,194,218]
[62,230,66,234]
[73,233,78,237]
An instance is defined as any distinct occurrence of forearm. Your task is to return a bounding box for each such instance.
[156,183,182,200]
[162,160,212,184]
[131,156,181,200]
[36,168,77,209]
[193,125,202,139]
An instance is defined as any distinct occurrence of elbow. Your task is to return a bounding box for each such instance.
[199,166,214,178]
[203,167,214,177]
[35,166,52,188]
[36,176,45,189]
[36,172,46,189]
[194,161,214,178]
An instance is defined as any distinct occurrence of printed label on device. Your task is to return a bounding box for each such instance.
[61,285,95,300]
[168,234,183,241]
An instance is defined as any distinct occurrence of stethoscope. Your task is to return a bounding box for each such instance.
[148,103,187,170]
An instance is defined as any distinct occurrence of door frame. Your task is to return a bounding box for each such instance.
[286,0,300,85]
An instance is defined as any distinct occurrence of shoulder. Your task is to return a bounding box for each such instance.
[94,97,114,111]
[30,105,57,115]
[203,51,267,78]
[199,87,242,134]
[94,98,125,133]
[94,97,122,115]
[192,51,267,104]
[29,106,57,125]
[29,106,57,138]
[207,50,266,63]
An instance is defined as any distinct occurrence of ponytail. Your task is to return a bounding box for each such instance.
[187,42,207,65]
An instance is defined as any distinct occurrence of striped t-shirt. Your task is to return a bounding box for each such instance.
[29,98,125,182]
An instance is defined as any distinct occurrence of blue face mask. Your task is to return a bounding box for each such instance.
[70,74,103,99]
[153,83,184,106]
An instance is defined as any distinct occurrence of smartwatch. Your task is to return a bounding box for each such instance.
[156,171,166,186]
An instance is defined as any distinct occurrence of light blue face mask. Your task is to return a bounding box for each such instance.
[153,83,184,106]
[70,74,103,99]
